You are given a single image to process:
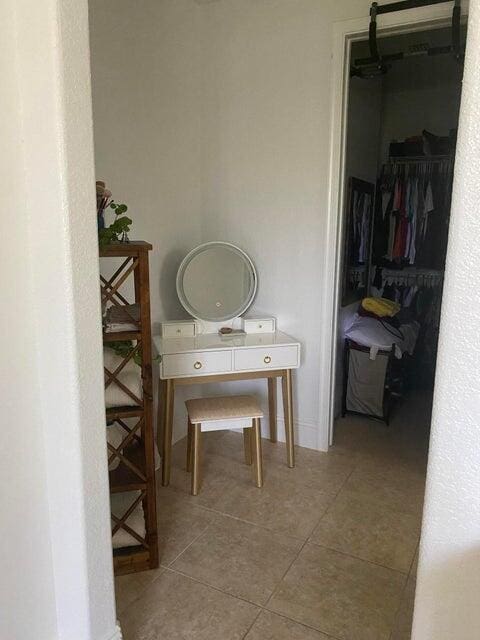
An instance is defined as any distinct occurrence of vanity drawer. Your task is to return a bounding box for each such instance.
[234,345,299,371]
[242,318,276,334]
[161,321,196,338]
[162,350,232,378]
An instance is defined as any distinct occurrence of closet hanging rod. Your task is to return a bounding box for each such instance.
[387,155,452,164]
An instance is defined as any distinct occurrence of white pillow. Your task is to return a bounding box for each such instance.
[344,314,401,351]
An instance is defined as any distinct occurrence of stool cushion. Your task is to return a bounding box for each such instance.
[186,395,263,423]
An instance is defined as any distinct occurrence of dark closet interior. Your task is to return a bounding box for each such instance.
[335,25,465,426]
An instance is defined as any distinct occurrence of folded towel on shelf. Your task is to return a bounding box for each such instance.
[104,347,142,408]
[111,491,146,549]
[105,304,140,333]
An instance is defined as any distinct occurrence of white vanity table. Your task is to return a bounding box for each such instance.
[155,242,301,486]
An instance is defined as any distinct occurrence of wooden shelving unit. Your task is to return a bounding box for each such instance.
[100,241,158,575]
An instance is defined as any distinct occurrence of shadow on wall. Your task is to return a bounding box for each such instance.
[413,546,480,639]
[155,248,191,332]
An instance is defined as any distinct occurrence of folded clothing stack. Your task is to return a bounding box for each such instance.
[111,491,146,549]
[105,304,140,333]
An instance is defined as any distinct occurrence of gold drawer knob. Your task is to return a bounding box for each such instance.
[264,355,271,364]
[194,361,202,370]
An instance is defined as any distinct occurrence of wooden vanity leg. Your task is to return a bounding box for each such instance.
[243,427,253,465]
[268,377,277,443]
[157,379,166,456]
[191,424,202,496]
[282,369,295,468]
[161,378,175,486]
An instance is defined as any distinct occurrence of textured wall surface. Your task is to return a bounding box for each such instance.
[412,1,480,638]
[2,1,118,639]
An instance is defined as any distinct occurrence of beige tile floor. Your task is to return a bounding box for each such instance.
[116,392,431,640]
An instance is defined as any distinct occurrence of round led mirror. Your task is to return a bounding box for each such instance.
[176,242,257,322]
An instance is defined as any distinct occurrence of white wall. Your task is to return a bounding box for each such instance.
[412,1,480,637]
[90,0,204,328]
[1,5,57,638]
[1,2,118,639]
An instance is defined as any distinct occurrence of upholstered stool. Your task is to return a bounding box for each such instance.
[185,395,264,495]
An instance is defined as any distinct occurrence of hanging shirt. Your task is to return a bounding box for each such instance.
[422,180,435,239]
[407,178,418,264]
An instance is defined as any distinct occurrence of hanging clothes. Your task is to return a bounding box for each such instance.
[373,157,454,270]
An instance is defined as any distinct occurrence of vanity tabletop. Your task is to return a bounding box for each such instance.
[153,330,300,356]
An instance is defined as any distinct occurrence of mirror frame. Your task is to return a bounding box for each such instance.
[176,241,258,322]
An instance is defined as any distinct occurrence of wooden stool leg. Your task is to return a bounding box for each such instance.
[191,424,202,496]
[186,419,193,472]
[243,427,253,465]
[251,418,263,488]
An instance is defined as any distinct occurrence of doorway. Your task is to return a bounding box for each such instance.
[333,23,464,434]
[321,2,468,451]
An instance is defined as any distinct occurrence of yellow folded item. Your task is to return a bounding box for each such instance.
[361,297,400,318]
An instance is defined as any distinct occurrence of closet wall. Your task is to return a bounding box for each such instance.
[379,30,464,161]
[334,75,383,417]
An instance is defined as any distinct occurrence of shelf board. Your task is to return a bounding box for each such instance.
[106,406,144,420]
[109,443,146,493]
[103,330,141,342]
[113,546,151,575]
[99,241,152,258]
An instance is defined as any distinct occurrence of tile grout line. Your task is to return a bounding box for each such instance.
[388,538,420,640]
[240,607,264,640]
[164,565,344,640]
[164,565,263,609]
[306,538,412,576]
[303,462,359,544]
[164,522,213,568]
[265,610,344,640]
[154,436,421,639]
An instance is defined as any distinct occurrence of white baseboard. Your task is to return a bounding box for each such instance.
[171,416,323,451]
[104,624,123,640]
[264,416,323,451]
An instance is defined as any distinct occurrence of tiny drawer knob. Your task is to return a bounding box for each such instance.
[194,361,202,370]
[264,355,271,364]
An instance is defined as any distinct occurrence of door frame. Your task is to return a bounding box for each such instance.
[319,3,463,449]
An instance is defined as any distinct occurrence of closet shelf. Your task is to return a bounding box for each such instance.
[103,330,142,342]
